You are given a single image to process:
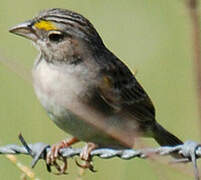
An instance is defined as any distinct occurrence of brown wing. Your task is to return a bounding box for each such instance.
[97,54,156,127]
[77,51,156,147]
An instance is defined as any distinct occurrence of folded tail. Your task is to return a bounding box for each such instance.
[152,123,183,158]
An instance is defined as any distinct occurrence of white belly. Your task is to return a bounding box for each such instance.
[33,59,90,134]
[32,59,137,147]
[32,59,119,145]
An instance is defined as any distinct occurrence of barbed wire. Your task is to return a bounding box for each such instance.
[0,135,200,180]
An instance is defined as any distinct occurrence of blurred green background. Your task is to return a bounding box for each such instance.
[0,0,200,179]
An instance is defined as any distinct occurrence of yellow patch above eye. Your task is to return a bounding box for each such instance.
[34,20,57,31]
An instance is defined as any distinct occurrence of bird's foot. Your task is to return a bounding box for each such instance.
[75,142,98,172]
[46,137,79,175]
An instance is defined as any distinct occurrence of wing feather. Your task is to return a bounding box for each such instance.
[97,55,155,125]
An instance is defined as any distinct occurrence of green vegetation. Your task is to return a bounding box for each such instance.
[0,0,200,179]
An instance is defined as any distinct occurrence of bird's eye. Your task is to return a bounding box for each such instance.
[48,31,64,42]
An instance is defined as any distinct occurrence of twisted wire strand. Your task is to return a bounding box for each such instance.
[0,135,200,180]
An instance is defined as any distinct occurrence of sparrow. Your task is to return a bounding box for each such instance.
[9,8,183,173]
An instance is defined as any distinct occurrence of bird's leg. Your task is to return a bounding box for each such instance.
[75,142,98,172]
[46,137,79,174]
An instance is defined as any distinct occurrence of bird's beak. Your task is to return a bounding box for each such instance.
[9,20,38,41]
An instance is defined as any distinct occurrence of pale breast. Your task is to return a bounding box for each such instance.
[33,59,88,112]
[32,58,106,142]
[32,58,137,147]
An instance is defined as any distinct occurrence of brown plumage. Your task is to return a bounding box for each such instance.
[9,8,183,173]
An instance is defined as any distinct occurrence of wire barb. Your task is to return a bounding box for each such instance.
[0,135,200,180]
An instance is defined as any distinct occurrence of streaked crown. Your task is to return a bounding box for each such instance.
[34,8,104,46]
